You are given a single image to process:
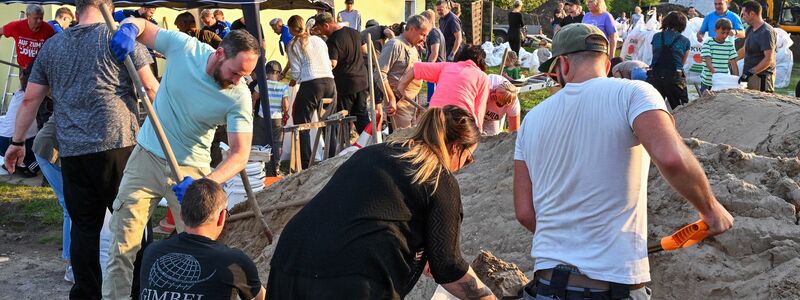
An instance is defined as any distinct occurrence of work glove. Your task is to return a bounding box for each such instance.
[172,176,195,204]
[109,23,140,62]
[738,70,754,83]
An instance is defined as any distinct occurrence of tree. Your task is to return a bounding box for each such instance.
[606,0,660,17]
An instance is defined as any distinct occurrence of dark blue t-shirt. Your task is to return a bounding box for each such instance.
[139,233,262,300]
[439,12,462,55]
[651,31,691,71]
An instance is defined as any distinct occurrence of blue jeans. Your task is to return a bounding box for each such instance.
[427,82,435,104]
[35,154,70,261]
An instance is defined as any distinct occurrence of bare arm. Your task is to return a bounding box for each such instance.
[120,17,159,49]
[452,31,462,58]
[633,110,734,235]
[608,32,618,57]
[330,59,338,69]
[703,56,715,74]
[750,49,775,74]
[733,29,745,39]
[137,66,159,102]
[513,160,536,232]
[507,116,520,133]
[441,267,496,300]
[729,58,739,76]
[396,67,417,100]
[251,286,265,300]
[428,43,441,62]
[4,83,48,173]
[205,131,252,183]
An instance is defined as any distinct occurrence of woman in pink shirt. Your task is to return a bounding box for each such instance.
[392,45,490,130]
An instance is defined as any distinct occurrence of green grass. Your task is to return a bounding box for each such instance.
[485,65,552,115]
[0,182,62,227]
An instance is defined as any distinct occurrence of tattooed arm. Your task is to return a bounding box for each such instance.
[441,267,496,300]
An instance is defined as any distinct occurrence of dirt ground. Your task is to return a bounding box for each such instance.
[0,226,71,299]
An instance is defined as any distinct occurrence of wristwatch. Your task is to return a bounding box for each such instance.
[10,139,24,146]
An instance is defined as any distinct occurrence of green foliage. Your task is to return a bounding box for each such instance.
[606,0,660,16]
[494,0,548,12]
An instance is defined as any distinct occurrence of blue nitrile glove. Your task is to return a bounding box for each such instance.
[631,67,648,81]
[172,176,194,204]
[109,23,140,62]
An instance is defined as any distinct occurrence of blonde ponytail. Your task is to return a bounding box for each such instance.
[394,106,479,192]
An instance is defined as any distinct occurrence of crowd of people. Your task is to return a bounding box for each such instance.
[0,0,770,299]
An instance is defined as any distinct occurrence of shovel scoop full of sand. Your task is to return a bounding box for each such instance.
[431,250,530,300]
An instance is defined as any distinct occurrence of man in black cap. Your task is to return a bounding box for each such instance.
[556,0,584,33]
[514,23,734,300]
[361,19,395,53]
[313,12,370,136]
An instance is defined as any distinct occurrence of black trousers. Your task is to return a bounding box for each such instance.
[210,125,228,168]
[266,267,393,300]
[61,146,133,300]
[508,29,522,55]
[292,77,336,169]
[647,71,688,110]
[337,89,370,133]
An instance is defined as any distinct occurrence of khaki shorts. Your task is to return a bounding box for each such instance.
[747,72,775,93]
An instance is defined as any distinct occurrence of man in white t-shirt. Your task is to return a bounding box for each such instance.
[483,74,520,136]
[513,23,734,300]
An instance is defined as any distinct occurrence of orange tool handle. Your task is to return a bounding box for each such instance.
[659,220,709,251]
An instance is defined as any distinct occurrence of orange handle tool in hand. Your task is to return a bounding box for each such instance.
[648,220,709,254]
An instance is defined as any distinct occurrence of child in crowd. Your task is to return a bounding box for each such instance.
[536,39,552,68]
[249,61,289,159]
[502,51,522,81]
[700,18,739,94]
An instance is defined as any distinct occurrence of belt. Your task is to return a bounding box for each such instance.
[533,269,647,290]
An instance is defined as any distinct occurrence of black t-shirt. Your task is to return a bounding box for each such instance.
[327,27,368,94]
[559,13,584,28]
[271,143,470,297]
[139,233,262,300]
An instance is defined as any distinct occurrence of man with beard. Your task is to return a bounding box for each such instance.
[102,19,259,299]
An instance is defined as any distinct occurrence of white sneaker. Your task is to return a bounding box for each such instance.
[64,265,74,283]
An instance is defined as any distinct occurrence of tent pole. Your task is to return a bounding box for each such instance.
[241,4,277,171]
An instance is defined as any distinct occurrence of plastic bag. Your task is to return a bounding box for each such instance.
[711,73,745,91]
[776,47,794,88]
[682,17,705,85]
[519,47,539,71]
[775,28,794,88]
[621,18,645,61]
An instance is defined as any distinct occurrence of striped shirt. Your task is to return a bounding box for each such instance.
[700,38,737,87]
[264,80,289,118]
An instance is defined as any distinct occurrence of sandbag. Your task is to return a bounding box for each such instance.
[682,17,705,85]
[775,28,794,88]
[519,47,539,71]
[711,73,745,91]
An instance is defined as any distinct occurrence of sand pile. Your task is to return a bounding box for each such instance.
[675,89,800,158]
[221,90,800,299]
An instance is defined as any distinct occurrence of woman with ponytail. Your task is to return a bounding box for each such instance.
[286,15,336,168]
[267,106,496,300]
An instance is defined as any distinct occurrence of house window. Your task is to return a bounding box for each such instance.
[405,0,416,21]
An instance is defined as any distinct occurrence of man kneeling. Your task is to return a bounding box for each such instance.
[139,179,265,300]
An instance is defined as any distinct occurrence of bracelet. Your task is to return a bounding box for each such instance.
[10,139,24,146]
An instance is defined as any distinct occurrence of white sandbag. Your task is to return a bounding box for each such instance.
[711,73,745,91]
[682,17,705,85]
[621,18,645,60]
[774,28,794,89]
[482,42,501,67]
[519,47,539,71]
[776,47,794,88]
[636,30,657,65]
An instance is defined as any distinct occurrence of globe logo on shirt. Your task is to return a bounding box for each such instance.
[149,253,216,290]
